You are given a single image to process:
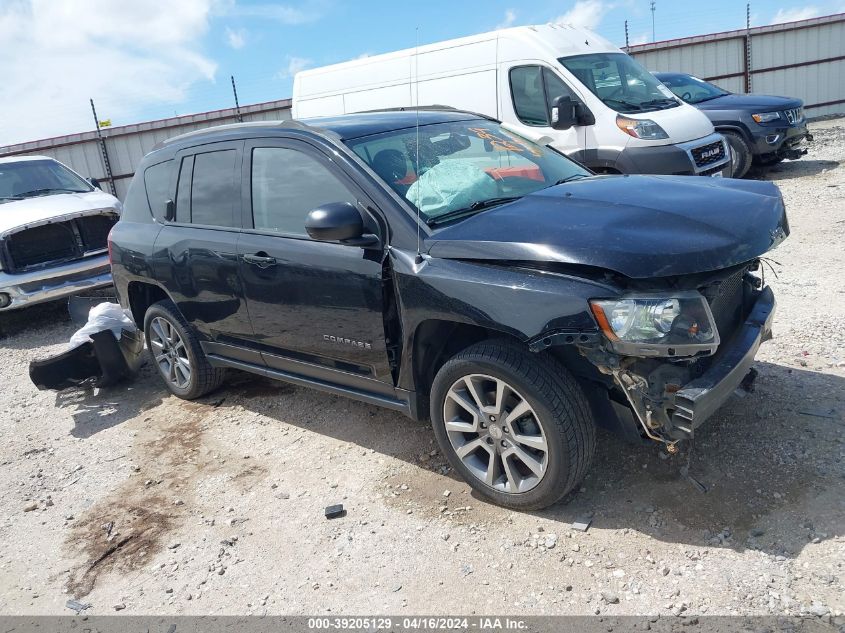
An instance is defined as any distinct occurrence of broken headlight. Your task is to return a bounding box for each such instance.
[590,291,720,357]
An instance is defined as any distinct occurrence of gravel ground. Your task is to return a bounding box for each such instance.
[0,119,843,622]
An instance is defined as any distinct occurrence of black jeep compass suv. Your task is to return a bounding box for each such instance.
[109,109,788,510]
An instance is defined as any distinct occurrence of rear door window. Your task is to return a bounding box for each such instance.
[190,150,239,227]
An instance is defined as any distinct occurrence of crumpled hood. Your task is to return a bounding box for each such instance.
[0,190,121,236]
[427,175,789,279]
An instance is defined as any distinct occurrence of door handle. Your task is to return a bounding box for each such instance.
[242,252,277,268]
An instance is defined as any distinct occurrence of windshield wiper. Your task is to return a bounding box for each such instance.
[428,196,522,226]
[10,187,86,198]
[603,98,643,112]
[639,98,679,109]
[694,93,727,103]
[545,174,590,189]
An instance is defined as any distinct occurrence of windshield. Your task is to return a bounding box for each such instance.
[0,159,92,203]
[345,119,590,224]
[559,53,680,113]
[657,74,729,104]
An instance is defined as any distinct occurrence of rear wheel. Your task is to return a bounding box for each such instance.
[723,130,752,178]
[143,300,226,399]
[430,340,595,510]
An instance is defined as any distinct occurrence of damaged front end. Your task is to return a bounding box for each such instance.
[580,262,775,451]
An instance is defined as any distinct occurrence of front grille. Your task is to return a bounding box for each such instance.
[784,107,803,124]
[699,164,725,177]
[77,215,115,251]
[3,213,117,272]
[700,269,745,342]
[691,140,726,168]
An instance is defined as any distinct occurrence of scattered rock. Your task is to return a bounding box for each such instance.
[601,591,620,604]
[23,502,38,512]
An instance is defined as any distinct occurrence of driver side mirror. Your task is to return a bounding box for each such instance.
[88,177,101,190]
[550,95,579,130]
[305,202,379,247]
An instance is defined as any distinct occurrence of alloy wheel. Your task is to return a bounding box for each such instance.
[443,374,548,493]
[148,316,192,389]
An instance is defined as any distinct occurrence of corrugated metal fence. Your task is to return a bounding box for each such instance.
[628,13,845,118]
[0,99,291,199]
[1,13,843,199]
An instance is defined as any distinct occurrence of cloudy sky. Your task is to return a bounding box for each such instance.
[1,0,843,145]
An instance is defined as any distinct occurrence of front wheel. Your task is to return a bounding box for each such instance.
[723,130,752,178]
[430,340,595,510]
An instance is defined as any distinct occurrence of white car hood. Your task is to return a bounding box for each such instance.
[0,190,121,236]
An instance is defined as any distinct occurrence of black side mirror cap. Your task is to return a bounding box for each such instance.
[550,95,579,130]
[88,177,101,190]
[305,202,379,247]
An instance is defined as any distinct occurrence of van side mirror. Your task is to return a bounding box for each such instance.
[305,202,379,247]
[88,177,101,190]
[550,95,579,130]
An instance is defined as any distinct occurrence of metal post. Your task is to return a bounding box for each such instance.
[231,75,243,123]
[744,3,753,93]
[624,20,629,51]
[89,99,116,196]
[650,1,656,42]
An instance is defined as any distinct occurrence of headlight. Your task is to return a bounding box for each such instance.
[615,115,669,140]
[752,112,781,124]
[590,292,719,357]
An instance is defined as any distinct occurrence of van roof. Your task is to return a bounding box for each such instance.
[294,23,618,82]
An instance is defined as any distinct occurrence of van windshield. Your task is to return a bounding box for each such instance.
[345,119,590,225]
[559,53,680,114]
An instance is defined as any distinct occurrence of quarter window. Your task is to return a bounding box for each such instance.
[251,147,356,236]
[143,160,173,221]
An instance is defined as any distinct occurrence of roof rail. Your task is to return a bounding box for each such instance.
[155,119,311,149]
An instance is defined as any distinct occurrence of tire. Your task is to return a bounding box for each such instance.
[430,339,596,510]
[755,154,783,167]
[143,299,226,399]
[722,130,752,178]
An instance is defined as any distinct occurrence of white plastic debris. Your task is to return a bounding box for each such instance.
[68,302,136,349]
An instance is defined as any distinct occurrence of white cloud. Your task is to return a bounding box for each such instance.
[278,55,313,79]
[496,9,517,29]
[555,0,612,30]
[218,0,325,25]
[770,6,820,24]
[629,32,650,45]
[225,26,246,49]
[0,0,217,145]
[352,52,372,60]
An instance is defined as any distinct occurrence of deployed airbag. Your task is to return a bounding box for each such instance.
[406,160,498,218]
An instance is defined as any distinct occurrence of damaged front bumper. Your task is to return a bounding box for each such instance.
[609,286,775,446]
[0,254,112,311]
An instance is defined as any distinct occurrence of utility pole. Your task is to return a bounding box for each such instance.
[624,19,629,50]
[89,99,116,196]
[744,3,753,93]
[650,1,656,42]
[231,75,243,123]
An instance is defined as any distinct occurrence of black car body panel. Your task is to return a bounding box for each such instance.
[428,175,788,278]
[109,109,787,451]
[654,72,811,162]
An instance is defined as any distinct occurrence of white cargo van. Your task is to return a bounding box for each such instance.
[293,24,731,176]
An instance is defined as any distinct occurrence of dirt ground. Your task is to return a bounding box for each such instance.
[0,119,843,621]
